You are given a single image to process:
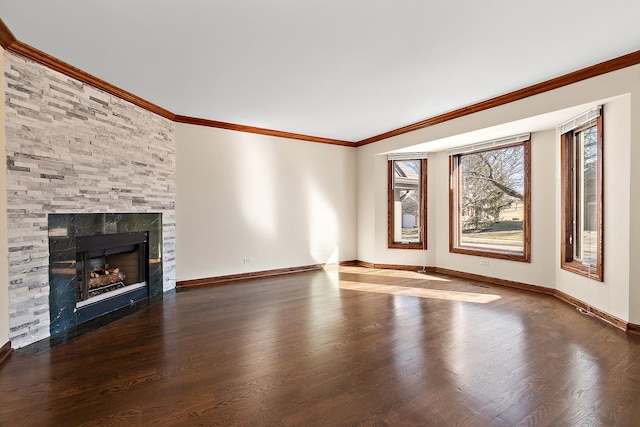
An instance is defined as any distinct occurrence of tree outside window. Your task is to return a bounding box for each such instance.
[450,140,531,261]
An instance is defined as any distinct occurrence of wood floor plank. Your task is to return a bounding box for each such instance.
[1,266,640,426]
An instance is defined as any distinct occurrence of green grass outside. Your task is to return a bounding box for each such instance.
[461,221,524,246]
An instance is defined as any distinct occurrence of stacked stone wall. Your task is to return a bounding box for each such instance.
[3,52,176,347]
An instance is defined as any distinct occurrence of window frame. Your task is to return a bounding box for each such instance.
[449,140,531,262]
[560,113,604,281]
[387,158,428,249]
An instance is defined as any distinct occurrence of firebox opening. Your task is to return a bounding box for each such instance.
[75,232,149,310]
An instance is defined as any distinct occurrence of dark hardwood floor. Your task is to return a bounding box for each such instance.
[2,266,640,426]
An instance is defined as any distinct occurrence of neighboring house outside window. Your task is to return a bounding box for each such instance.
[388,156,427,249]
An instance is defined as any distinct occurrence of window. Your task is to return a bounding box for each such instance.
[388,157,427,249]
[449,136,531,261]
[560,107,603,281]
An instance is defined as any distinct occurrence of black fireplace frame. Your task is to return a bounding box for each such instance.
[48,213,163,335]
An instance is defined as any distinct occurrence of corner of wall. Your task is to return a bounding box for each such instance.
[0,46,11,346]
[628,77,640,324]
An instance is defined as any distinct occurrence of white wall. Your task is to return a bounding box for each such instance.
[433,129,557,288]
[0,47,9,345]
[357,64,640,322]
[555,97,631,321]
[630,93,640,324]
[175,124,357,281]
[356,142,437,268]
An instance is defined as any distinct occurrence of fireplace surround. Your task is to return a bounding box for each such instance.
[48,213,163,335]
[4,51,176,348]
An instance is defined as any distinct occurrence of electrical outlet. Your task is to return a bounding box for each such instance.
[480,259,489,266]
[243,257,252,264]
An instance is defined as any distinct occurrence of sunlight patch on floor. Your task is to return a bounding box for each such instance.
[338,280,501,304]
[337,267,450,282]
[373,270,450,282]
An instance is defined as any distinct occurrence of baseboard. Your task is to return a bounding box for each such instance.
[554,290,628,331]
[0,341,12,366]
[553,289,590,310]
[355,260,551,294]
[355,260,637,333]
[354,260,433,272]
[588,305,628,331]
[627,323,640,336]
[176,263,325,289]
[355,260,375,268]
[434,267,555,296]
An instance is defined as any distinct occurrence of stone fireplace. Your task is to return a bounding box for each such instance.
[4,51,176,348]
[48,213,164,335]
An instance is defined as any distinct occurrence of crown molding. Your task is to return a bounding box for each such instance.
[0,17,16,48]
[174,115,354,146]
[2,18,640,147]
[356,49,640,146]
[1,18,353,146]
[2,39,175,121]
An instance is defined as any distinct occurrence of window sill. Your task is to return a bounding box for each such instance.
[561,261,603,281]
[388,242,426,250]
[450,246,530,262]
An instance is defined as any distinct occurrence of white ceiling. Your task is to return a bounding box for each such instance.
[1,1,640,142]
